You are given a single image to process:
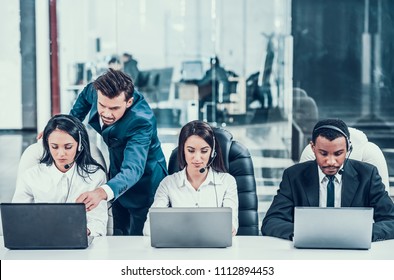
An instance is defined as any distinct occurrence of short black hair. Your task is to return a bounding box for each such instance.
[312,119,350,149]
[108,57,120,65]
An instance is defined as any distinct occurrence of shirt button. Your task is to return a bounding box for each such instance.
[195,203,198,206]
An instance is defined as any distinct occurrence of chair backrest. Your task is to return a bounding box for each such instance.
[292,88,319,137]
[168,127,259,235]
[299,127,390,194]
[15,139,113,235]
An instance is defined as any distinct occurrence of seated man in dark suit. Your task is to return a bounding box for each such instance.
[262,118,394,241]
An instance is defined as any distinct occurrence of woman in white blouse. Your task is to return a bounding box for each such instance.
[143,120,238,236]
[13,114,108,237]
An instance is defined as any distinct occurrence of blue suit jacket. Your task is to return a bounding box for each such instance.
[261,159,394,241]
[70,83,168,209]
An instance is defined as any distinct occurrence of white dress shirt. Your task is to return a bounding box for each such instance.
[98,118,115,201]
[12,163,108,236]
[143,168,239,236]
[318,166,343,207]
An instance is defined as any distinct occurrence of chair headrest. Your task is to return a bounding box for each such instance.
[213,127,233,170]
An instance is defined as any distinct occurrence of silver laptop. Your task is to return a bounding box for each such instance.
[1,203,93,250]
[149,207,232,248]
[293,207,373,249]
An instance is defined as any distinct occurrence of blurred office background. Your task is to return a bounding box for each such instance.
[1,0,394,227]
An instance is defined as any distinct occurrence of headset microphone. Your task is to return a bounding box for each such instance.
[64,162,72,170]
[64,146,84,169]
[64,130,83,169]
[338,145,353,175]
[199,152,217,173]
[199,135,217,173]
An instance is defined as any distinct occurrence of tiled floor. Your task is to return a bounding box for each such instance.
[0,121,294,233]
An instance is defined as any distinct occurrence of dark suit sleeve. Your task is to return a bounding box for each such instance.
[107,119,153,198]
[69,83,95,121]
[368,167,394,241]
[261,168,295,240]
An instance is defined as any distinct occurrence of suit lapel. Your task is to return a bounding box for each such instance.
[88,112,102,133]
[302,162,320,206]
[341,161,359,207]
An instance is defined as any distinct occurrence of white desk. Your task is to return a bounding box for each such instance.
[1,236,394,260]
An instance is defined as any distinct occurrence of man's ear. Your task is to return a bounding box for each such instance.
[126,97,134,108]
[310,141,315,152]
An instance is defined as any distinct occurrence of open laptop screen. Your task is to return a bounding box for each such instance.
[293,207,373,249]
[149,207,232,248]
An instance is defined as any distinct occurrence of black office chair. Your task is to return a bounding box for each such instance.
[168,127,259,235]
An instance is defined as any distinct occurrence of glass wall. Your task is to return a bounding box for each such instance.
[2,0,394,193]
[292,0,394,168]
[56,0,293,128]
[0,0,22,129]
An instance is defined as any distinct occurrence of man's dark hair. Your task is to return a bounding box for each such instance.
[93,68,134,101]
[210,56,220,66]
[123,53,132,60]
[312,119,350,149]
[108,56,120,65]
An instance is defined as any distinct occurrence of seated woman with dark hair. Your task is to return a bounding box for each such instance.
[143,120,238,236]
[13,114,108,237]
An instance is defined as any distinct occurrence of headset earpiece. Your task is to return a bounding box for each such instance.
[348,140,353,153]
[211,135,216,158]
[77,130,82,152]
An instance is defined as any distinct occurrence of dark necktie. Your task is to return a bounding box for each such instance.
[326,175,335,207]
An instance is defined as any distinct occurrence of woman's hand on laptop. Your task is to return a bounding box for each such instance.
[76,188,107,211]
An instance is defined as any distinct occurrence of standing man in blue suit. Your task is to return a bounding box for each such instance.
[72,68,168,235]
[262,119,394,241]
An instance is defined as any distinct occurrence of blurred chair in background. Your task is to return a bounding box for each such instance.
[291,87,319,161]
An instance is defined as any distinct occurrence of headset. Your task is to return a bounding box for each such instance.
[313,124,353,174]
[211,135,216,159]
[199,134,217,173]
[313,125,352,152]
[196,131,219,207]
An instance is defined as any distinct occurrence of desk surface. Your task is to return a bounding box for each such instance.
[1,236,393,260]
